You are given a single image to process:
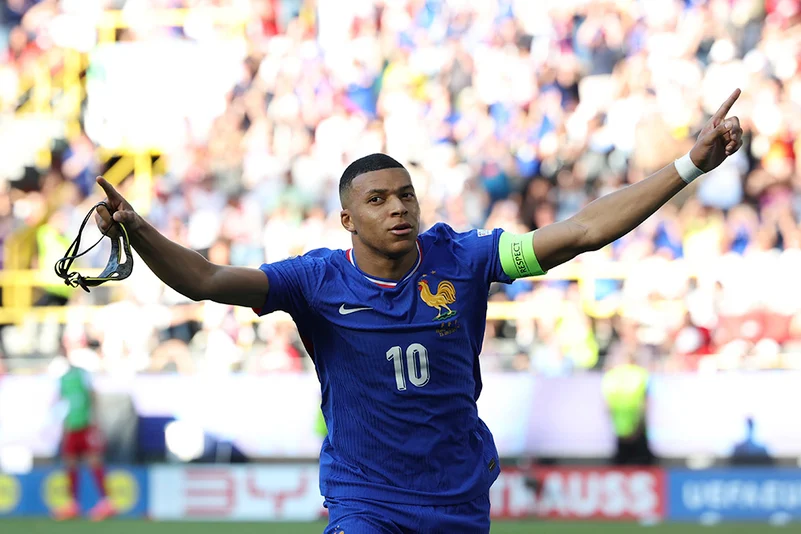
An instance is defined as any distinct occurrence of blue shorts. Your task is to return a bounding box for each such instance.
[322,494,490,534]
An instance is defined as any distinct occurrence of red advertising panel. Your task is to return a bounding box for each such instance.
[490,467,666,521]
[150,465,325,521]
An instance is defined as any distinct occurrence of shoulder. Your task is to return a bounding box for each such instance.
[255,248,348,315]
[258,247,347,289]
[419,222,502,255]
[420,222,496,243]
[264,247,342,270]
[301,247,341,260]
[284,247,342,262]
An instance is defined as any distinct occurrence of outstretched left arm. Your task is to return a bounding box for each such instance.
[530,88,744,273]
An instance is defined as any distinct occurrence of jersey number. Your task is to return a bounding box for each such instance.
[386,343,429,391]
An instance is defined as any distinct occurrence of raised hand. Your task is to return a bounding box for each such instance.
[690,88,744,173]
[94,177,141,237]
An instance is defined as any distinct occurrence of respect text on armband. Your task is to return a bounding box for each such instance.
[512,241,528,277]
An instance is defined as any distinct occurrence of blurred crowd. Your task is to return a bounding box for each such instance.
[3,0,801,376]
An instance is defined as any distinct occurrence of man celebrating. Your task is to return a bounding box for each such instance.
[94,89,743,532]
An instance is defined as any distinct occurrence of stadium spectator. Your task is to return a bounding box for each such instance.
[53,352,115,520]
[602,351,655,466]
[2,0,801,375]
[729,416,775,466]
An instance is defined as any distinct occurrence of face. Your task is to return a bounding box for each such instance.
[341,168,421,259]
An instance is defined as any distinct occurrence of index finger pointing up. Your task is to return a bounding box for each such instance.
[96,176,122,202]
[713,88,742,122]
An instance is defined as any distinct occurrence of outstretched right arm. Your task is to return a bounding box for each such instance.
[94,177,268,308]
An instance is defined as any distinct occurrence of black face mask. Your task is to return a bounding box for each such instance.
[54,201,134,293]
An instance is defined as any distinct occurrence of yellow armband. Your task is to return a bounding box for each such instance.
[499,231,547,279]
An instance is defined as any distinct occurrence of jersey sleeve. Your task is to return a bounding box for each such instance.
[252,255,326,317]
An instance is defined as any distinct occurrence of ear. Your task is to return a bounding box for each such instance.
[341,209,356,234]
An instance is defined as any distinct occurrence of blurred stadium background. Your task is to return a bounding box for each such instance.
[2,0,801,531]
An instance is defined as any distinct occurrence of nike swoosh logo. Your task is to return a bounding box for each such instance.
[339,304,373,315]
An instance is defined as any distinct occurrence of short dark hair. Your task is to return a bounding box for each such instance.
[339,153,405,205]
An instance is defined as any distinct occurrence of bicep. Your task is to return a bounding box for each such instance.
[530,218,591,272]
[204,264,270,309]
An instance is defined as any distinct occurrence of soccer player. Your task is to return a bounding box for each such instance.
[54,359,115,521]
[94,89,742,532]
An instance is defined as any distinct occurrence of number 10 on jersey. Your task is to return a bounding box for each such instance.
[386,343,430,391]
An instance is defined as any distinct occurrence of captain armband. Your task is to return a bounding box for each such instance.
[498,231,547,279]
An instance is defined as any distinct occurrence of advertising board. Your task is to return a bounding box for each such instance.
[668,468,801,522]
[0,466,147,518]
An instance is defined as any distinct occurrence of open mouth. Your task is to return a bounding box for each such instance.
[390,223,413,236]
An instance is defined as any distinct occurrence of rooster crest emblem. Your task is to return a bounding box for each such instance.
[417,276,457,321]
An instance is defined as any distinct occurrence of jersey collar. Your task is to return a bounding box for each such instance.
[346,240,423,288]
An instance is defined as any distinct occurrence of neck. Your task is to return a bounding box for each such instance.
[351,240,418,281]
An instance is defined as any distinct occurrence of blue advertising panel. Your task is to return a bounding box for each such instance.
[668,468,801,522]
[0,466,147,518]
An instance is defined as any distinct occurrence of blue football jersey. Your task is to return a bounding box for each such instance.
[253,223,512,505]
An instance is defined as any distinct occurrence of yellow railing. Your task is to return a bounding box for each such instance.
[0,262,681,325]
[91,6,249,192]
[13,46,87,168]
[5,6,249,315]
[95,7,249,41]
[12,6,249,110]
[96,150,167,213]
[9,5,250,191]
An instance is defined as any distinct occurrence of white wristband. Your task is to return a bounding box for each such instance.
[674,152,704,184]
